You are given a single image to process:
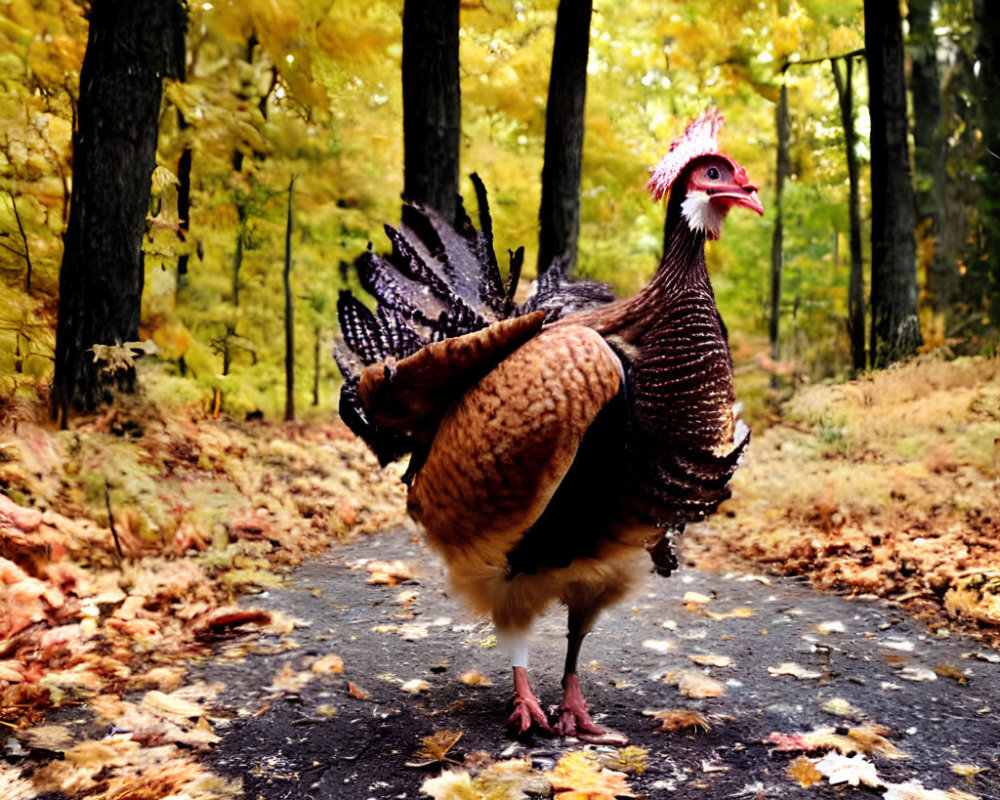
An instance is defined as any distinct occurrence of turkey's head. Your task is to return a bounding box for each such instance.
[678,154,763,240]
[646,107,763,240]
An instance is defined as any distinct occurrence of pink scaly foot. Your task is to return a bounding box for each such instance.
[506,666,554,738]
[553,673,628,745]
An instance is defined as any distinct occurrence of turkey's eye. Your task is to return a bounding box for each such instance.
[706,166,720,180]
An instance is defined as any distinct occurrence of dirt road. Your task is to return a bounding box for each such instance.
[197,526,999,800]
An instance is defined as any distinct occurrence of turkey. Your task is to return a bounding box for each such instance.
[335,108,762,743]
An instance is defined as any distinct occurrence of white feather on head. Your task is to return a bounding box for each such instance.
[646,106,725,202]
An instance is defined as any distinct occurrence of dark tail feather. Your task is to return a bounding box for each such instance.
[469,173,505,313]
[337,290,387,366]
[335,174,616,463]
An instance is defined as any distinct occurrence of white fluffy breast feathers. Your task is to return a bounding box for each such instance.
[681,191,727,240]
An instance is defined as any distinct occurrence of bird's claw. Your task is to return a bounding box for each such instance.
[553,706,628,745]
[553,672,628,745]
[507,694,554,738]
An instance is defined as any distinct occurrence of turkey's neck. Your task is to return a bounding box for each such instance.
[564,212,711,340]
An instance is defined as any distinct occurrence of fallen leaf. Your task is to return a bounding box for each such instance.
[460,670,492,687]
[546,751,637,799]
[265,664,315,694]
[644,709,711,733]
[706,607,755,620]
[407,730,463,767]
[140,690,205,721]
[0,660,26,682]
[846,723,908,760]
[397,589,420,609]
[900,665,938,682]
[816,620,847,634]
[787,756,824,788]
[814,752,883,788]
[365,559,416,586]
[674,671,725,698]
[686,654,732,668]
[768,723,907,760]
[933,663,968,684]
[682,591,712,605]
[18,724,76,752]
[767,662,823,680]
[401,679,431,693]
[600,746,648,776]
[311,654,344,674]
[192,606,271,638]
[821,697,861,717]
[398,623,430,640]
[950,763,987,783]
[346,682,371,700]
[420,759,547,800]
[419,769,476,799]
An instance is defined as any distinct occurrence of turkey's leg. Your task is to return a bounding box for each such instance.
[553,607,628,745]
[507,665,554,736]
[501,629,554,737]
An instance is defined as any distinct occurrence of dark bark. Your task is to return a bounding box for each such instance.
[233,204,246,309]
[284,177,295,422]
[176,113,192,288]
[769,80,791,384]
[52,0,186,416]
[401,0,460,227]
[832,56,866,372]
[864,0,922,368]
[973,0,1000,324]
[909,0,954,314]
[7,190,31,294]
[312,326,320,407]
[537,0,593,276]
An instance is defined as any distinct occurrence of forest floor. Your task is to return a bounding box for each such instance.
[0,353,997,800]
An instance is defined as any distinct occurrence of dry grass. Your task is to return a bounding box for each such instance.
[688,354,1000,643]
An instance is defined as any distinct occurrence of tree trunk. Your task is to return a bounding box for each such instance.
[176,112,193,289]
[52,0,186,416]
[909,0,954,314]
[832,55,866,372]
[537,0,593,276]
[284,177,295,423]
[769,80,790,385]
[312,325,320,407]
[973,0,1000,325]
[401,0,460,226]
[864,0,922,368]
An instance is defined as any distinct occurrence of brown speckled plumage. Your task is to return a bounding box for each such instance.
[335,141,760,740]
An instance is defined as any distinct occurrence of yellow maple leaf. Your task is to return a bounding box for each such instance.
[787,756,824,788]
[407,730,463,767]
[546,752,637,800]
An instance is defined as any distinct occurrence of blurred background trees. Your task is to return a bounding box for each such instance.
[0,0,995,421]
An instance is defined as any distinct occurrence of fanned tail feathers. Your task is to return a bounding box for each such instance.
[335,175,615,465]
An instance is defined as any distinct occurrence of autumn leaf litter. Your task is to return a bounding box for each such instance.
[1,356,998,799]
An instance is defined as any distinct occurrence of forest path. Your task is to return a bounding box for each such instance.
[200,525,999,800]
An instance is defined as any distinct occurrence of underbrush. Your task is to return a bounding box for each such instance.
[688,353,1000,643]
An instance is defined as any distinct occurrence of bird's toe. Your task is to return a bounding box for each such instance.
[506,695,554,738]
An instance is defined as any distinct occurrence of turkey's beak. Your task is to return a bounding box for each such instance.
[710,186,764,217]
